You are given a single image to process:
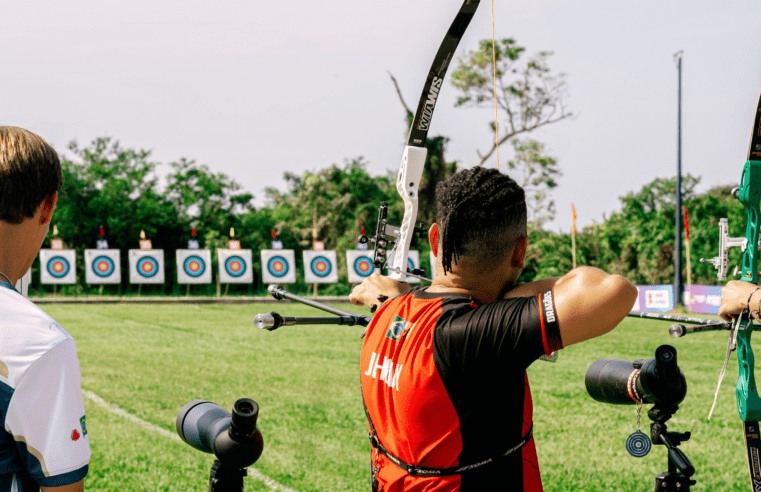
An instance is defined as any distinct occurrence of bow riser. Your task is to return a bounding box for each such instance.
[388,146,427,282]
[737,159,761,422]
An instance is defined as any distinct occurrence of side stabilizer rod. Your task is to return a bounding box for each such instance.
[254,312,370,331]
[628,311,725,325]
[267,284,357,317]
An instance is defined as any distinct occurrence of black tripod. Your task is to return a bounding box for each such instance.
[649,403,696,491]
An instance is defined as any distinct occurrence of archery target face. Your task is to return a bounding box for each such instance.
[303,250,338,283]
[354,257,373,277]
[261,250,296,283]
[218,249,253,284]
[137,257,159,277]
[40,249,76,284]
[346,250,377,283]
[225,256,246,277]
[129,250,165,284]
[85,249,121,284]
[48,257,70,278]
[93,256,115,277]
[268,256,289,277]
[312,257,331,276]
[176,250,212,284]
[184,256,205,277]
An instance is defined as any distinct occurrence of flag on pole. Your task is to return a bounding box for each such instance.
[684,206,693,309]
[571,203,577,235]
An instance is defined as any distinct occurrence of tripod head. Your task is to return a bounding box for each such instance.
[177,398,264,491]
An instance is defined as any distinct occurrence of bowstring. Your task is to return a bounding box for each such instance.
[491,0,500,171]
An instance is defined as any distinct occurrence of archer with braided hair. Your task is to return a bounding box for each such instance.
[351,166,637,491]
[436,166,527,277]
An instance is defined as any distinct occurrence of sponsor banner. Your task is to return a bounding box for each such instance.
[14,269,32,297]
[176,249,212,284]
[261,250,296,283]
[40,249,77,284]
[430,251,437,280]
[632,285,674,312]
[85,249,122,284]
[303,250,338,283]
[346,250,377,283]
[129,249,165,284]
[218,249,253,284]
[683,285,722,315]
[405,250,421,284]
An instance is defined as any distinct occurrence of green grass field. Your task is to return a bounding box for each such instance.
[42,302,752,491]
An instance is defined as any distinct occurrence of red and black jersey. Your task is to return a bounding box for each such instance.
[360,287,563,491]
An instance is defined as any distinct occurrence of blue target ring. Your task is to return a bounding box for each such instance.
[353,257,374,278]
[310,256,332,278]
[47,256,71,278]
[92,256,115,277]
[224,256,247,277]
[625,431,651,458]
[267,255,289,277]
[136,256,159,278]
[183,255,206,278]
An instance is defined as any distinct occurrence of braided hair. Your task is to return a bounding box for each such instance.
[435,167,527,274]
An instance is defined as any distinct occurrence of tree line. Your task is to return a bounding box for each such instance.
[34,37,740,295]
[40,134,738,297]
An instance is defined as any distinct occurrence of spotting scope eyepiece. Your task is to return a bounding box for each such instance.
[585,345,686,406]
[176,398,264,469]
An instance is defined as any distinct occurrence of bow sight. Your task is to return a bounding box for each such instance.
[357,201,429,282]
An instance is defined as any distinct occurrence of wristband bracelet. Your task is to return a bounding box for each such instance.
[747,287,761,317]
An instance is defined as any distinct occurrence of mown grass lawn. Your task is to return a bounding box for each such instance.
[43,302,749,491]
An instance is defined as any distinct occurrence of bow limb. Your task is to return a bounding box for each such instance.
[385,0,481,282]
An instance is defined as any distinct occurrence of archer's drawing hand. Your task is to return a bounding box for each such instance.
[719,280,761,321]
[349,273,409,309]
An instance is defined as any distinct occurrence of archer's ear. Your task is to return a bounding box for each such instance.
[428,223,439,257]
[39,192,58,225]
[511,235,528,268]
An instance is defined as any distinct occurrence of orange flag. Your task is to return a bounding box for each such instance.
[571,203,577,235]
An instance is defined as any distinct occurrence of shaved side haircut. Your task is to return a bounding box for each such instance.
[436,166,527,274]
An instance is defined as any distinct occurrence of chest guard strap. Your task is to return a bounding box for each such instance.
[362,392,533,477]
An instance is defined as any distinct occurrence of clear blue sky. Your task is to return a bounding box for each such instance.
[3,0,760,233]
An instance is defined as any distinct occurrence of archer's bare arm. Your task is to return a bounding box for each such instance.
[503,277,561,298]
[549,266,637,346]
